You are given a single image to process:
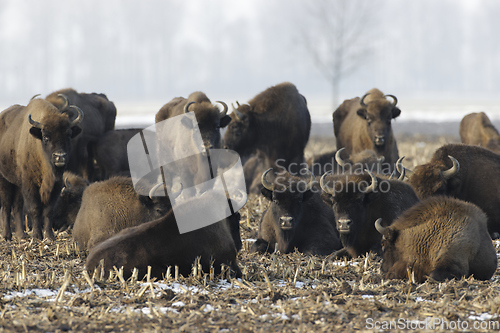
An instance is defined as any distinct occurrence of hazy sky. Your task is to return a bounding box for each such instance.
[0,0,499,122]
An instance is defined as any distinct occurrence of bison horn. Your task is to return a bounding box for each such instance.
[149,182,165,199]
[28,114,43,129]
[441,155,460,180]
[319,171,335,195]
[374,218,385,234]
[335,148,346,167]
[184,101,195,113]
[68,105,84,127]
[30,94,41,101]
[360,93,370,107]
[215,101,228,118]
[57,94,70,111]
[395,156,406,181]
[261,168,275,191]
[385,94,398,107]
[64,177,71,189]
[363,169,378,194]
[234,108,246,121]
[388,169,397,180]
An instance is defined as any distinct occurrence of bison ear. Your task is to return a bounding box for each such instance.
[391,107,401,119]
[219,115,232,128]
[320,192,334,206]
[356,108,368,120]
[71,126,82,138]
[260,187,273,200]
[383,228,398,242]
[29,127,43,140]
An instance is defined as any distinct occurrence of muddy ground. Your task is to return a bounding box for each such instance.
[0,124,499,332]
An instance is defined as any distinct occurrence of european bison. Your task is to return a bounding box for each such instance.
[320,169,419,259]
[251,169,341,255]
[85,192,243,280]
[0,97,83,240]
[375,196,497,282]
[460,112,500,153]
[405,143,500,239]
[72,176,176,250]
[333,88,400,171]
[52,171,89,231]
[224,82,311,192]
[46,88,117,181]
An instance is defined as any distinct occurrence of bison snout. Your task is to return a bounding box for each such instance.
[53,152,68,167]
[337,219,352,233]
[279,216,293,230]
[374,135,385,146]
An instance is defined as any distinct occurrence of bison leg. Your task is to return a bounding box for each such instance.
[0,178,15,241]
[250,238,274,253]
[429,261,468,281]
[328,247,353,260]
[11,189,27,240]
[22,188,44,240]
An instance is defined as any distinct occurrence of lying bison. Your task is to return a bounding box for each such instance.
[251,169,341,255]
[85,192,243,280]
[333,88,400,171]
[460,112,500,153]
[375,196,497,282]
[0,97,83,240]
[320,169,419,259]
[405,143,500,238]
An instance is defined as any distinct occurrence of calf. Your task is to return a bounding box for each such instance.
[251,169,341,255]
[375,196,497,282]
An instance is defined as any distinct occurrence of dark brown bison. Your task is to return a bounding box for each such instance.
[93,128,143,180]
[85,192,242,280]
[51,171,89,231]
[72,176,176,250]
[0,97,83,240]
[405,143,500,239]
[224,82,311,190]
[251,169,341,255]
[320,169,419,259]
[460,112,500,153]
[333,88,400,171]
[375,196,497,282]
[46,88,117,181]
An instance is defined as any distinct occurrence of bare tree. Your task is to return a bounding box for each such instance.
[297,0,381,108]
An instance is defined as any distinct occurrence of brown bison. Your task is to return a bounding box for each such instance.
[0,97,83,240]
[51,171,89,231]
[333,88,400,171]
[72,176,176,250]
[460,112,500,153]
[46,88,117,181]
[251,169,341,255]
[85,192,242,280]
[320,169,419,259]
[224,82,311,191]
[375,196,497,282]
[405,143,500,239]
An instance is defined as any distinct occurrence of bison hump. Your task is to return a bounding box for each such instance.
[333,98,358,136]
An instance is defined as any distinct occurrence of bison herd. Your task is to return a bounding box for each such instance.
[0,83,498,284]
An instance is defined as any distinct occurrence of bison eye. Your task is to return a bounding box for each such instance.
[42,135,50,143]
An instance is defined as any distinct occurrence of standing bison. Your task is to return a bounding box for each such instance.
[333,88,400,171]
[0,97,83,240]
[224,82,311,192]
[375,197,497,282]
[459,112,500,153]
[405,143,500,239]
[46,88,117,181]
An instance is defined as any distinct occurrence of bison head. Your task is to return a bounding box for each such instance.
[28,99,83,170]
[407,155,460,199]
[260,168,315,231]
[374,218,404,278]
[184,101,230,150]
[52,172,89,231]
[356,92,400,149]
[320,170,378,238]
[223,103,256,155]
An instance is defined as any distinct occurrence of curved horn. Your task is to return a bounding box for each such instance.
[57,94,70,111]
[233,108,246,121]
[261,168,274,191]
[363,169,378,194]
[388,169,397,180]
[64,177,71,189]
[335,148,347,167]
[374,218,386,234]
[385,94,398,107]
[395,156,406,181]
[149,182,165,199]
[441,155,460,180]
[68,105,84,127]
[319,171,335,195]
[30,94,41,101]
[184,101,195,113]
[215,101,228,118]
[360,93,370,107]
[28,114,43,129]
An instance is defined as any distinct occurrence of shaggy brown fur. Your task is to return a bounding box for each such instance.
[52,171,89,231]
[379,197,497,282]
[459,112,500,153]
